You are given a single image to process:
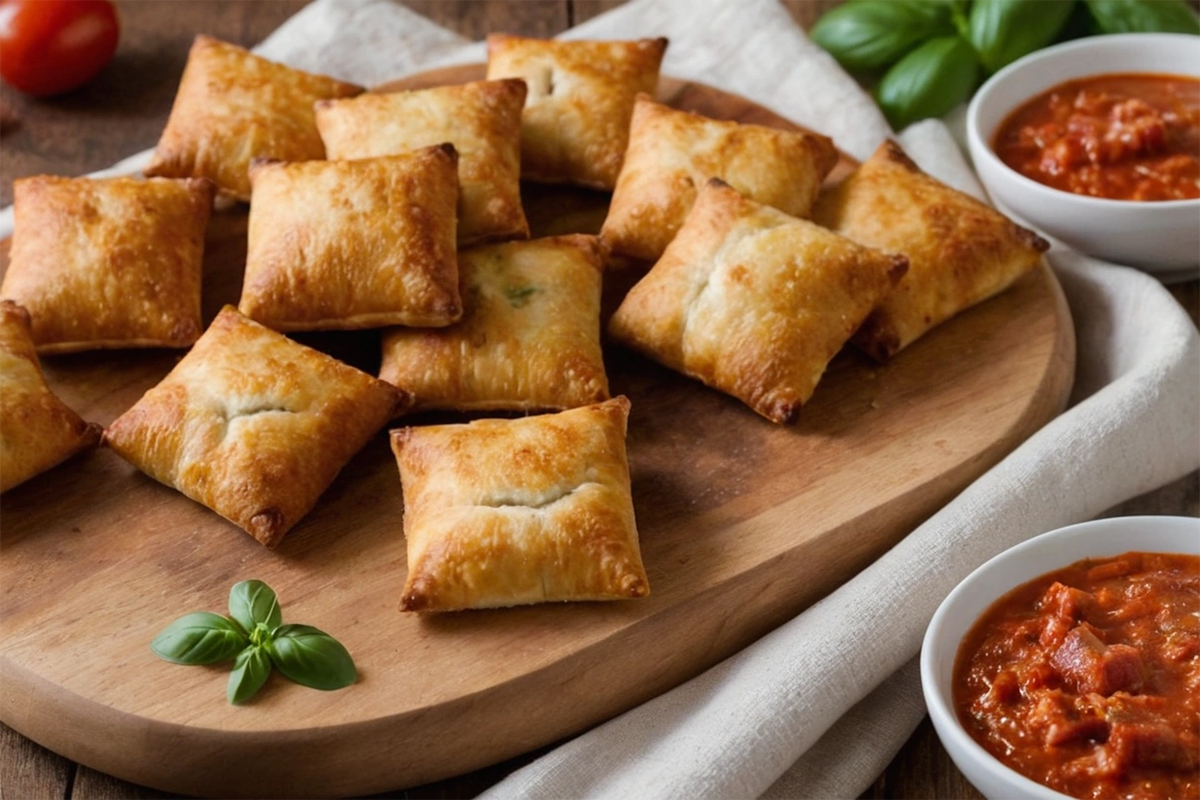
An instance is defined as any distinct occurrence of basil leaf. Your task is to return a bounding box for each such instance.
[266,624,357,691]
[150,612,248,665]
[812,0,956,71]
[227,646,272,705]
[877,35,981,129]
[228,580,282,635]
[967,0,1077,74]
[1085,0,1200,33]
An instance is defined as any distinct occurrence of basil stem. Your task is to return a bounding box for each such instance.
[150,612,248,665]
[877,35,981,130]
[267,624,358,691]
[1085,0,1200,33]
[228,579,282,634]
[967,0,1077,74]
[227,646,273,704]
[811,0,956,71]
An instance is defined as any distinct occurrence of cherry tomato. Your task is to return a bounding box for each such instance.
[0,0,119,97]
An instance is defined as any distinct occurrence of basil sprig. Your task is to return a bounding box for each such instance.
[150,580,357,705]
[810,0,1200,130]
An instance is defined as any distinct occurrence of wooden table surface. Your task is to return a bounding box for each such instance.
[1,2,1196,798]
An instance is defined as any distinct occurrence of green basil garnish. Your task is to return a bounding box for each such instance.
[267,624,358,691]
[876,35,981,129]
[150,580,356,704]
[228,579,282,634]
[811,0,956,71]
[150,612,248,665]
[227,646,273,705]
[505,285,540,308]
[967,0,1077,74]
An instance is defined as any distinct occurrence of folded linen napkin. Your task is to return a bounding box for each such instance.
[5,1,1195,796]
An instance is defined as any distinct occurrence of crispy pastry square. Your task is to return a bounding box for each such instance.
[812,140,1048,361]
[104,306,410,547]
[238,145,462,332]
[0,302,101,493]
[144,35,362,201]
[486,34,668,190]
[316,79,529,246]
[0,175,214,355]
[379,234,609,413]
[390,396,647,612]
[601,95,839,262]
[609,180,907,424]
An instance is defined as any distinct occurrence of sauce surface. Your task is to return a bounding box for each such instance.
[993,73,1200,201]
[953,552,1200,800]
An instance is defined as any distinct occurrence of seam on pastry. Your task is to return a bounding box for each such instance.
[680,219,787,350]
[217,404,295,442]
[473,480,602,512]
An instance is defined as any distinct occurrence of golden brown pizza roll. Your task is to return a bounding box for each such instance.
[379,234,608,413]
[144,35,362,201]
[486,34,668,190]
[0,175,214,355]
[609,180,907,424]
[0,301,101,493]
[238,145,462,332]
[315,79,529,246]
[104,306,410,548]
[391,396,647,612]
[601,95,839,262]
[812,140,1048,361]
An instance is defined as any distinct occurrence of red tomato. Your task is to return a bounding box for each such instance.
[0,0,119,97]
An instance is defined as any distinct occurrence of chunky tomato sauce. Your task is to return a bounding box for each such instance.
[993,73,1200,201]
[953,552,1200,799]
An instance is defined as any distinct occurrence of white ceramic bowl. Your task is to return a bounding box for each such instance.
[966,34,1200,277]
[921,515,1200,800]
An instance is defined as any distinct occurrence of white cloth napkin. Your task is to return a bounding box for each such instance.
[6,1,1196,796]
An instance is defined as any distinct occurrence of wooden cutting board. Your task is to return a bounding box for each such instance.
[0,67,1075,798]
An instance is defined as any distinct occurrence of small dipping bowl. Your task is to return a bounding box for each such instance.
[966,34,1200,278]
[921,515,1200,799]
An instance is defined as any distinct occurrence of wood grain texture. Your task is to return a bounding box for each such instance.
[0,64,1074,797]
[0,722,72,800]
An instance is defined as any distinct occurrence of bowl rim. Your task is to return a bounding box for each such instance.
[966,32,1200,211]
[920,514,1200,800]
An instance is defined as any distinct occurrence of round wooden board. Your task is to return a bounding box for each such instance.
[0,68,1075,798]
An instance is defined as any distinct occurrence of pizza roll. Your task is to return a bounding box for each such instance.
[0,302,101,493]
[0,175,214,355]
[609,180,907,424]
[486,34,668,190]
[316,79,529,246]
[391,396,647,612]
[238,145,462,332]
[601,95,838,262]
[379,235,608,413]
[812,140,1048,361]
[104,306,410,548]
[144,35,362,201]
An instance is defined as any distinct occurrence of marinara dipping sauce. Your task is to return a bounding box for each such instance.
[953,552,1200,799]
[993,73,1200,201]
